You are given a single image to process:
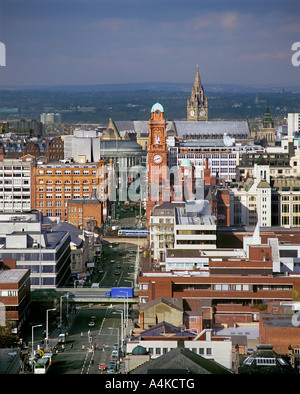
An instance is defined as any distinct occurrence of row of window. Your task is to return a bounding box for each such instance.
[39,169,96,175]
[140,283,292,292]
[146,346,212,356]
[0,290,18,296]
[38,179,98,184]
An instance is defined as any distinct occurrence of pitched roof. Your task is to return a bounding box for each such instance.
[129,347,232,374]
[256,180,271,189]
[136,321,194,339]
[139,297,184,313]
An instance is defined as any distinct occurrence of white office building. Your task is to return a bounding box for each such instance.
[0,156,35,212]
[288,113,300,137]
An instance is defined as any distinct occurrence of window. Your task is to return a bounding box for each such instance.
[214,284,230,291]
[0,290,17,296]
[256,358,276,365]
[282,204,289,213]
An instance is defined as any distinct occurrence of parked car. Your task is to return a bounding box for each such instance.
[88,321,95,327]
[98,363,106,371]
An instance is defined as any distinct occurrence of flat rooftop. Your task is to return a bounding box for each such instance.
[0,269,28,283]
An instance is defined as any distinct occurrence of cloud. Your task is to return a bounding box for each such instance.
[0,0,299,86]
[221,12,239,29]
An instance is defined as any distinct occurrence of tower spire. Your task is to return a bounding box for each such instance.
[194,64,201,89]
[187,66,208,121]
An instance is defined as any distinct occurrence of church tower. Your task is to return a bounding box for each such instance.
[187,66,208,121]
[146,102,170,224]
[255,104,275,147]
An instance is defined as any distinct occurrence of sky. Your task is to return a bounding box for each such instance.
[0,0,299,87]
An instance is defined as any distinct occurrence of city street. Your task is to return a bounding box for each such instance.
[48,304,127,374]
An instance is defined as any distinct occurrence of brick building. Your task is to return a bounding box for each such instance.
[0,136,64,162]
[138,271,300,327]
[259,302,300,356]
[67,187,103,230]
[139,225,300,326]
[32,159,108,222]
[0,261,31,332]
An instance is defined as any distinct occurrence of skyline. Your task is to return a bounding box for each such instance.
[0,0,299,88]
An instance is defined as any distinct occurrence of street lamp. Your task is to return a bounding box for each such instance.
[119,293,128,334]
[60,293,70,327]
[113,310,124,349]
[31,324,42,357]
[46,308,56,351]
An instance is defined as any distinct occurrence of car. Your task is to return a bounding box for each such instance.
[98,363,106,371]
[113,343,119,349]
[111,349,118,356]
[107,367,115,374]
[98,269,104,274]
[88,321,95,327]
[110,260,116,264]
[114,270,120,275]
[116,264,121,269]
[58,333,66,343]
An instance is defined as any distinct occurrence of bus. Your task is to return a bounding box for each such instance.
[34,356,51,374]
[118,229,149,238]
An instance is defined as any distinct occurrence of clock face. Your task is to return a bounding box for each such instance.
[153,154,162,164]
[200,110,204,116]
[190,110,195,116]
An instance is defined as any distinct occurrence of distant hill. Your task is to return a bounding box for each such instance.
[1,82,299,94]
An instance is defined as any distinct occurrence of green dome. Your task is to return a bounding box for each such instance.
[132,345,148,355]
[180,158,192,166]
[151,102,164,113]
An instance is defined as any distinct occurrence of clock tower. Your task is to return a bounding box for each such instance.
[146,102,170,223]
[187,65,208,121]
